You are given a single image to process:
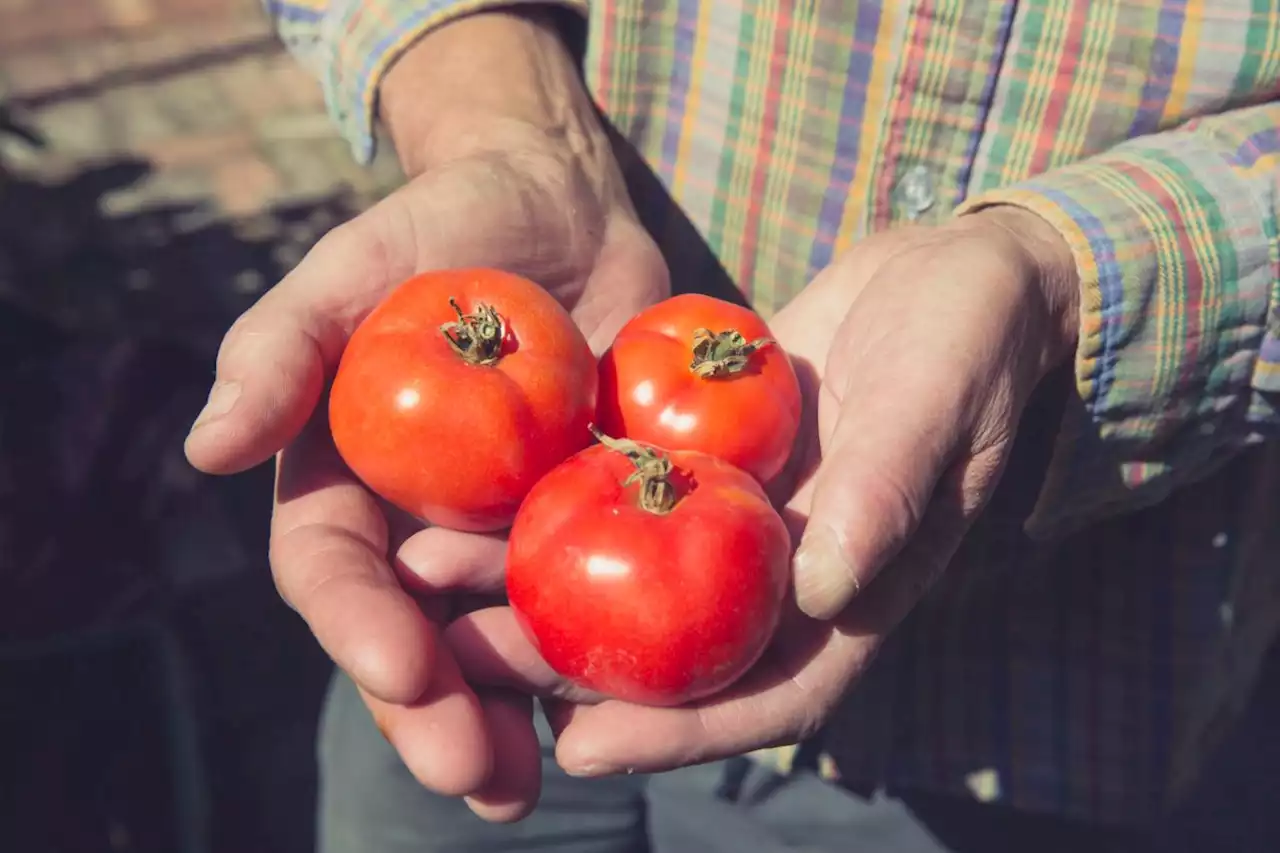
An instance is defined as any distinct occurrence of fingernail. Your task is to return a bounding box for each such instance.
[793,525,860,620]
[190,380,241,431]
[563,761,604,778]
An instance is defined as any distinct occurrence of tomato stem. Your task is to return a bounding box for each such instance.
[688,328,775,378]
[589,425,680,514]
[440,298,506,365]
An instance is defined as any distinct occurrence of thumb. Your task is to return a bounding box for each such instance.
[792,383,958,620]
[568,218,670,353]
[185,222,400,474]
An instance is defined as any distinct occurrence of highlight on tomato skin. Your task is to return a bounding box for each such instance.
[504,429,791,707]
[327,267,598,533]
[596,293,802,486]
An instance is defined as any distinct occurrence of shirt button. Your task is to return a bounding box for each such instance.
[895,165,937,221]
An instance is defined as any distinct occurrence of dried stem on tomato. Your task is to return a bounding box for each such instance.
[590,425,681,514]
[688,328,775,378]
[440,298,506,365]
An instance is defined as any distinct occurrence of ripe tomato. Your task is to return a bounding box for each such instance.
[505,430,791,706]
[597,293,802,485]
[328,268,596,532]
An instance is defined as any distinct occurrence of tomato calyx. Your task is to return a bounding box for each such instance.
[688,328,775,378]
[589,424,682,514]
[440,298,507,366]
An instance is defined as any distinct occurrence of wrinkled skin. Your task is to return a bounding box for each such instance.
[186,5,1079,819]
[185,119,669,822]
[431,208,1078,806]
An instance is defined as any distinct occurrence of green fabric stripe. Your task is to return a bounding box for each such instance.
[1230,0,1276,96]
[1004,0,1071,181]
[706,6,762,272]
[753,7,821,307]
[1157,154,1236,399]
[1053,1,1120,167]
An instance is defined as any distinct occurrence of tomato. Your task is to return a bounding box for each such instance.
[597,293,801,485]
[328,268,596,532]
[505,430,791,706]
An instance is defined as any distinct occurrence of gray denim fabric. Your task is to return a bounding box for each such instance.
[316,671,1153,853]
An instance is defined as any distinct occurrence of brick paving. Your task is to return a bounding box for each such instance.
[0,0,403,351]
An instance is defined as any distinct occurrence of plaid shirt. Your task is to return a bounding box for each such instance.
[268,0,1280,826]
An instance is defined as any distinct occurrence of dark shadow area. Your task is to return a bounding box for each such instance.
[1156,639,1280,853]
[0,113,344,853]
[610,124,747,309]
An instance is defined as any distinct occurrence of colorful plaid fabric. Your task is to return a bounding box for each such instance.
[267,0,1280,826]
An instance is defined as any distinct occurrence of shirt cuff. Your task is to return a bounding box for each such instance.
[274,0,589,165]
[956,120,1279,539]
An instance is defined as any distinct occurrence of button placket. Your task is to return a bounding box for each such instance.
[894,164,937,221]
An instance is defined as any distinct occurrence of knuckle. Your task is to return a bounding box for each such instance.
[214,310,260,372]
[783,662,860,745]
[789,706,829,745]
[269,522,361,611]
[355,200,417,288]
[314,214,379,263]
[843,466,928,554]
[267,524,309,608]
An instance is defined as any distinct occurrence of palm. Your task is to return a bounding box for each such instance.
[444,221,1049,782]
[438,244,880,775]
[334,150,667,348]
[187,137,669,818]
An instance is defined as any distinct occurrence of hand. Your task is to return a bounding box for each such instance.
[441,207,1079,784]
[183,10,667,822]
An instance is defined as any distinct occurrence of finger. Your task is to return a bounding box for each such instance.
[837,459,993,636]
[358,652,492,798]
[464,690,543,822]
[570,219,670,350]
[186,221,400,475]
[394,526,508,596]
[552,617,865,776]
[570,218,670,353]
[766,350,826,514]
[791,320,965,620]
[554,467,981,777]
[270,408,434,703]
[446,607,605,705]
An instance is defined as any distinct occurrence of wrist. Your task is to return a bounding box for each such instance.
[955,205,1081,375]
[379,6,601,177]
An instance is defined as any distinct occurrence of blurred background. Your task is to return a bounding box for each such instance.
[0,2,1277,853]
[0,1,400,851]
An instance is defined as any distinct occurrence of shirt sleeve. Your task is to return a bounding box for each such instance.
[956,101,1280,540]
[263,0,589,165]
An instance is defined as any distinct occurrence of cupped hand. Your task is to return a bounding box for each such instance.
[440,207,1080,787]
[184,19,669,822]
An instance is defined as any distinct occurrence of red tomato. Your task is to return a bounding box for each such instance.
[328,268,596,532]
[505,431,791,706]
[597,293,802,485]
